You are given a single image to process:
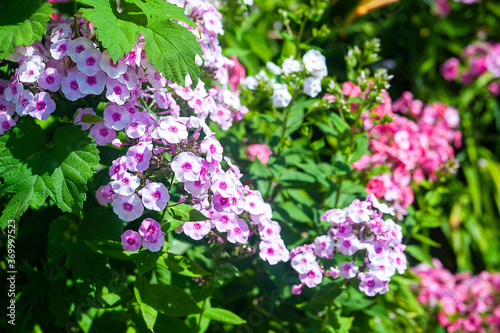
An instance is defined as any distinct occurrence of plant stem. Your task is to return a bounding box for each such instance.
[320,297,336,331]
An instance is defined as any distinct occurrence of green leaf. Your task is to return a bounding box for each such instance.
[79,0,202,86]
[330,112,348,133]
[0,119,99,228]
[167,203,208,222]
[158,253,210,277]
[204,308,246,325]
[85,240,138,260]
[0,0,54,59]
[278,171,317,184]
[331,161,352,176]
[134,279,158,331]
[405,245,433,265]
[136,250,162,276]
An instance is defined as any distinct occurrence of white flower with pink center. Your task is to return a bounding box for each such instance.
[259,240,283,265]
[227,218,249,244]
[126,112,153,139]
[339,261,359,279]
[183,221,211,240]
[210,172,236,198]
[244,193,265,215]
[211,212,236,232]
[121,230,142,251]
[336,233,362,256]
[69,37,94,62]
[74,108,96,131]
[100,50,127,79]
[368,256,396,281]
[291,251,317,274]
[348,205,371,223]
[112,194,144,221]
[0,114,15,135]
[258,220,281,241]
[118,67,139,90]
[18,56,45,83]
[203,11,223,34]
[171,152,202,182]
[50,38,70,60]
[111,172,140,196]
[147,64,167,89]
[61,71,87,101]
[28,92,56,121]
[200,136,223,163]
[0,99,14,117]
[313,235,335,258]
[39,68,63,92]
[358,272,386,296]
[76,71,106,95]
[299,265,323,288]
[104,103,131,130]
[389,249,407,274]
[14,91,32,116]
[141,182,170,211]
[184,179,212,197]
[77,49,102,76]
[90,123,117,146]
[152,116,188,144]
[105,78,130,105]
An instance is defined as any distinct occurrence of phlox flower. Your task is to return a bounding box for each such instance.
[248,144,272,165]
[258,220,281,241]
[171,152,202,182]
[299,265,323,288]
[367,255,396,281]
[142,234,165,252]
[200,136,223,163]
[100,50,127,79]
[77,49,102,76]
[15,91,33,116]
[121,230,142,251]
[282,55,302,75]
[104,104,131,130]
[76,71,106,95]
[291,251,317,275]
[272,83,292,108]
[259,239,284,265]
[112,194,144,221]
[139,218,164,242]
[61,71,87,101]
[226,218,249,244]
[69,37,94,62]
[39,68,63,92]
[50,38,70,59]
[339,261,359,279]
[336,233,362,255]
[18,56,45,83]
[211,212,236,232]
[141,182,170,211]
[303,76,322,97]
[90,123,117,146]
[303,49,327,78]
[28,92,56,121]
[111,172,140,196]
[109,156,127,181]
[313,235,334,258]
[358,272,386,296]
[183,221,211,240]
[211,172,236,198]
[96,184,117,205]
[184,179,212,197]
[118,67,139,90]
[152,116,188,143]
[0,114,15,135]
[74,108,96,131]
[106,78,130,105]
[126,112,153,139]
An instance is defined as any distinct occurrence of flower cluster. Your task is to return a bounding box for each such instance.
[289,195,407,297]
[243,49,328,108]
[351,90,461,217]
[97,113,289,264]
[440,41,500,95]
[413,259,500,333]
[168,0,249,129]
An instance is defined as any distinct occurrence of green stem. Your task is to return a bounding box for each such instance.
[295,16,309,59]
[320,297,336,331]
[74,0,80,38]
[197,243,225,331]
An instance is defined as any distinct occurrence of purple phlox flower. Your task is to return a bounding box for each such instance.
[90,123,117,146]
[244,193,265,215]
[109,156,127,181]
[141,182,170,211]
[106,78,130,105]
[104,103,131,130]
[69,37,94,62]
[77,49,102,76]
[28,92,56,121]
[0,98,15,117]
[210,172,236,198]
[259,239,285,265]
[111,172,140,196]
[74,108,96,131]
[147,64,167,89]
[0,114,16,135]
[291,251,317,274]
[50,38,71,60]
[200,136,223,163]
[112,194,144,221]
[76,71,106,95]
[61,71,87,101]
[100,50,127,78]
[171,152,202,182]
[211,211,236,232]
[121,230,142,251]
[139,218,164,242]
[358,272,386,297]
[14,91,32,116]
[125,112,154,139]
[258,220,281,241]
[39,67,63,92]
[142,234,165,252]
[389,249,407,274]
[325,208,347,223]
[118,67,139,90]
[96,184,117,205]
[184,179,212,197]
[367,256,396,281]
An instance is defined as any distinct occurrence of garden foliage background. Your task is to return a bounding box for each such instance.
[1,0,500,332]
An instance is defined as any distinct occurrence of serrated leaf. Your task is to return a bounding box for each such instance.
[204,308,246,325]
[0,0,54,59]
[158,253,209,277]
[0,119,99,228]
[79,0,202,86]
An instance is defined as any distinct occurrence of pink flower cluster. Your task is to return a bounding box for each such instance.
[440,41,500,95]
[413,259,500,333]
[97,113,289,264]
[352,90,461,217]
[168,0,249,129]
[289,194,407,297]
[121,218,166,252]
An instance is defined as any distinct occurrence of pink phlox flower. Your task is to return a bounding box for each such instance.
[90,123,117,146]
[183,221,211,240]
[152,116,188,144]
[185,179,212,197]
[210,172,236,198]
[39,67,63,92]
[358,272,386,297]
[211,211,236,232]
[340,261,359,279]
[77,49,102,76]
[299,264,323,288]
[61,71,87,101]
[104,103,131,130]
[200,136,223,163]
[139,218,164,242]
[336,233,362,256]
[100,50,127,78]
[28,92,56,120]
[69,37,94,62]
[109,156,127,181]
[291,251,317,274]
[76,71,107,95]
[126,144,152,172]
[171,152,202,182]
[244,193,266,215]
[258,220,281,241]
[227,218,249,244]
[0,114,16,135]
[106,78,130,105]
[141,182,170,211]
[111,172,140,196]
[126,112,154,139]
[368,255,396,281]
[121,230,142,251]
[96,184,117,205]
[248,143,273,165]
[326,267,340,279]
[313,235,334,258]
[147,64,167,89]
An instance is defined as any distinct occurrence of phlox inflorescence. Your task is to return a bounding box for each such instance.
[289,194,407,297]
